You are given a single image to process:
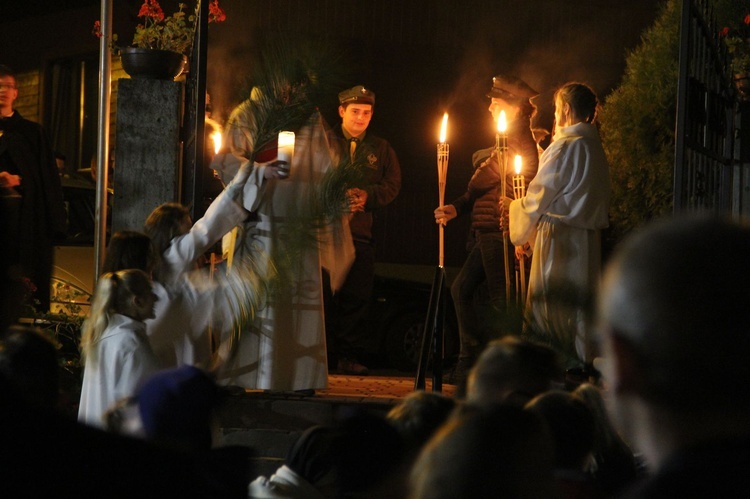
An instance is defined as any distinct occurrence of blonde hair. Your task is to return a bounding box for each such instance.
[80,269,153,364]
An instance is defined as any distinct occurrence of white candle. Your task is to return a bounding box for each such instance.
[277,131,295,177]
[514,154,522,175]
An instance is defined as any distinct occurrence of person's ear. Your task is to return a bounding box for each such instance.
[563,103,572,121]
[608,333,643,396]
[338,105,345,119]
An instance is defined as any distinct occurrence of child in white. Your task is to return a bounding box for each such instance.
[78,269,161,428]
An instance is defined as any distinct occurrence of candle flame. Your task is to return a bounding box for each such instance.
[211,131,222,155]
[497,110,507,133]
[439,113,448,143]
[278,131,295,148]
[514,154,522,175]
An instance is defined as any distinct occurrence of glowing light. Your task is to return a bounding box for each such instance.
[439,113,448,143]
[497,110,507,134]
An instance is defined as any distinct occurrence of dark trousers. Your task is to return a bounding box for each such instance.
[324,241,375,362]
[450,232,514,359]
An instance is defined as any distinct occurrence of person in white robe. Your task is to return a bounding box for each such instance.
[508,82,610,363]
[143,162,254,369]
[216,105,353,392]
[78,269,161,428]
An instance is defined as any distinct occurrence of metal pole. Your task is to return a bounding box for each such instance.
[94,0,113,282]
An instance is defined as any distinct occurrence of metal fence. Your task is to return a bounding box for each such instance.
[674,0,736,213]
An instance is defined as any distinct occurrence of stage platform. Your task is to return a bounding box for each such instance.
[217,374,455,476]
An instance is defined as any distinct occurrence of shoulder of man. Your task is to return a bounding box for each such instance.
[472,147,494,168]
[11,113,46,140]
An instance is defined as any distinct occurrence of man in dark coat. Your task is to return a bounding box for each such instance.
[0,65,67,312]
[325,85,401,375]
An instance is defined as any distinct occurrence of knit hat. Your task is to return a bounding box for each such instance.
[137,366,218,451]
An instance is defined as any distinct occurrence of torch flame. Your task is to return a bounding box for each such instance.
[497,110,507,133]
[439,113,448,143]
[211,131,222,155]
[514,154,522,175]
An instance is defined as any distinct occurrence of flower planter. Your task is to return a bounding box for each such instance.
[120,47,187,80]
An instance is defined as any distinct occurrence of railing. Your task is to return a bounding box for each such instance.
[674,0,736,213]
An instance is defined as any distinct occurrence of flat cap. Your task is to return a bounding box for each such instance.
[339,85,375,106]
[487,75,539,101]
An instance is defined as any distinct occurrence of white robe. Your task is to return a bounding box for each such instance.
[146,181,250,368]
[218,113,353,391]
[247,465,327,499]
[78,314,161,428]
[509,122,610,361]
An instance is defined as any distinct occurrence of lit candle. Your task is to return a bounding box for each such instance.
[211,130,222,155]
[437,113,450,267]
[514,154,522,176]
[497,110,507,134]
[277,131,295,177]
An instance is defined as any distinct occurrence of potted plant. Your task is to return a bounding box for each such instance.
[93,0,226,80]
[720,13,750,99]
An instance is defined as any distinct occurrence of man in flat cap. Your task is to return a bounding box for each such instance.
[325,85,401,375]
[434,75,539,394]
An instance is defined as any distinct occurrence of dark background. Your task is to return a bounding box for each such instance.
[2,0,661,269]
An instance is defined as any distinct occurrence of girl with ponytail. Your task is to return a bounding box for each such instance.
[78,269,161,428]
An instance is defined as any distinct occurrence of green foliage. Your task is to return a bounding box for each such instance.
[132,3,196,55]
[218,39,364,353]
[599,0,680,244]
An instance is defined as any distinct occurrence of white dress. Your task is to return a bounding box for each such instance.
[218,113,354,391]
[509,122,610,361]
[78,313,161,428]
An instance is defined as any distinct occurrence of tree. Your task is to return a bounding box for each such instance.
[599,0,680,245]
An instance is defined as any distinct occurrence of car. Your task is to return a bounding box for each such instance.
[359,265,459,373]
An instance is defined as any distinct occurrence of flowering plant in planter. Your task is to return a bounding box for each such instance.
[720,14,750,75]
[92,0,226,56]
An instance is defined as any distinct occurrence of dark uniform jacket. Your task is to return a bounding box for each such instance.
[326,125,401,244]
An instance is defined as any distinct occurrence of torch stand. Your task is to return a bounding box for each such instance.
[415,138,449,392]
[414,266,446,391]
